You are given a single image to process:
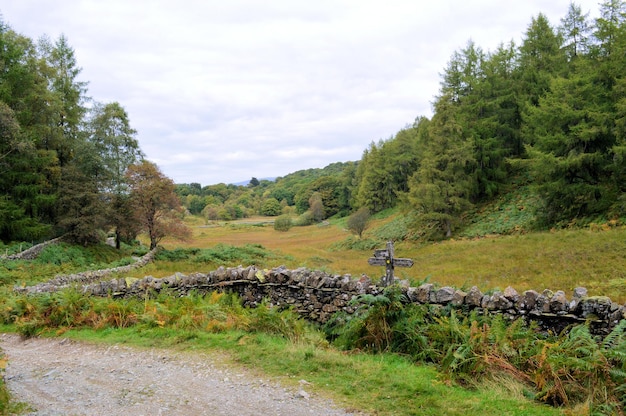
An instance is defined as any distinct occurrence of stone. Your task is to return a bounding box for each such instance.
[295,389,310,400]
[503,286,520,303]
[465,286,483,307]
[579,296,612,319]
[435,287,455,304]
[549,290,569,313]
[451,290,466,306]
[416,283,434,303]
[573,287,588,299]
[521,290,540,310]
[406,287,418,302]
[490,292,513,310]
[535,293,551,313]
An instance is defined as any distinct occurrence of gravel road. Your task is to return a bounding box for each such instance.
[0,334,357,416]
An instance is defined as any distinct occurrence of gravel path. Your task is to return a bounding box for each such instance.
[0,334,357,416]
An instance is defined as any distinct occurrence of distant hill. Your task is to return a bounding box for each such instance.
[230,178,276,186]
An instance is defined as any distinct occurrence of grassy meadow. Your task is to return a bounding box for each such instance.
[2,212,626,415]
[152,213,626,303]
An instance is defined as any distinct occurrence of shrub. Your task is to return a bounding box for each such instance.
[273,215,292,232]
[294,211,314,226]
[346,207,370,239]
[261,198,282,216]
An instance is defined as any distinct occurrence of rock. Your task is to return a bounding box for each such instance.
[435,287,455,304]
[451,290,467,306]
[465,286,483,307]
[579,296,612,319]
[521,290,539,311]
[503,286,520,303]
[416,283,434,303]
[295,389,310,400]
[550,290,569,313]
[490,292,513,310]
[573,287,588,299]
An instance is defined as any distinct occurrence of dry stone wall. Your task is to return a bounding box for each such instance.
[14,248,160,294]
[40,264,625,337]
[1,237,64,260]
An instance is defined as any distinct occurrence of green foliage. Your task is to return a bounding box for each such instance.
[293,211,315,226]
[460,183,541,237]
[407,96,476,239]
[35,243,95,267]
[260,198,282,216]
[324,284,626,411]
[273,215,292,232]
[0,353,9,414]
[247,301,309,342]
[346,207,370,238]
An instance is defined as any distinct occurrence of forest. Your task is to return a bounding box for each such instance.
[2,1,626,246]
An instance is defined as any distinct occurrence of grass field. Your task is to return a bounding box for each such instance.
[154,214,626,303]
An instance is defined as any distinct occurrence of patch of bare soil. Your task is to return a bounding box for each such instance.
[0,334,357,416]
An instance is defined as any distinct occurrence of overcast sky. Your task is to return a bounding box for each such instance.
[1,1,601,185]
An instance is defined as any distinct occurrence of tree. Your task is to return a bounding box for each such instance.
[559,2,592,61]
[308,192,326,222]
[0,23,61,239]
[523,73,615,224]
[273,215,292,231]
[517,13,566,108]
[87,101,143,247]
[55,164,106,245]
[88,102,143,193]
[126,161,190,250]
[37,34,89,166]
[261,198,282,216]
[347,207,370,239]
[407,96,476,239]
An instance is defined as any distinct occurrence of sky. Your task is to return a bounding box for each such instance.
[1,0,601,186]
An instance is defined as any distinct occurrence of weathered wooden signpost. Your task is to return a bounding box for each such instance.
[367,241,413,286]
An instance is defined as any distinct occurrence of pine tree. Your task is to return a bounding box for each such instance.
[408,97,476,238]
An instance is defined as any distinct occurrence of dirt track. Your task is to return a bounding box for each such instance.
[0,334,356,416]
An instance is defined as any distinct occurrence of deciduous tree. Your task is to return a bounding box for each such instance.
[347,207,370,239]
[126,161,190,250]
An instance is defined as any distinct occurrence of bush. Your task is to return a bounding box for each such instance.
[294,211,314,226]
[274,215,292,232]
[346,207,370,238]
[261,198,282,216]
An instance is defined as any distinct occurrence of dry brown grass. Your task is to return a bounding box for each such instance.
[156,215,626,303]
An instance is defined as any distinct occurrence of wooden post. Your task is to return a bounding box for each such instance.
[367,241,413,287]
